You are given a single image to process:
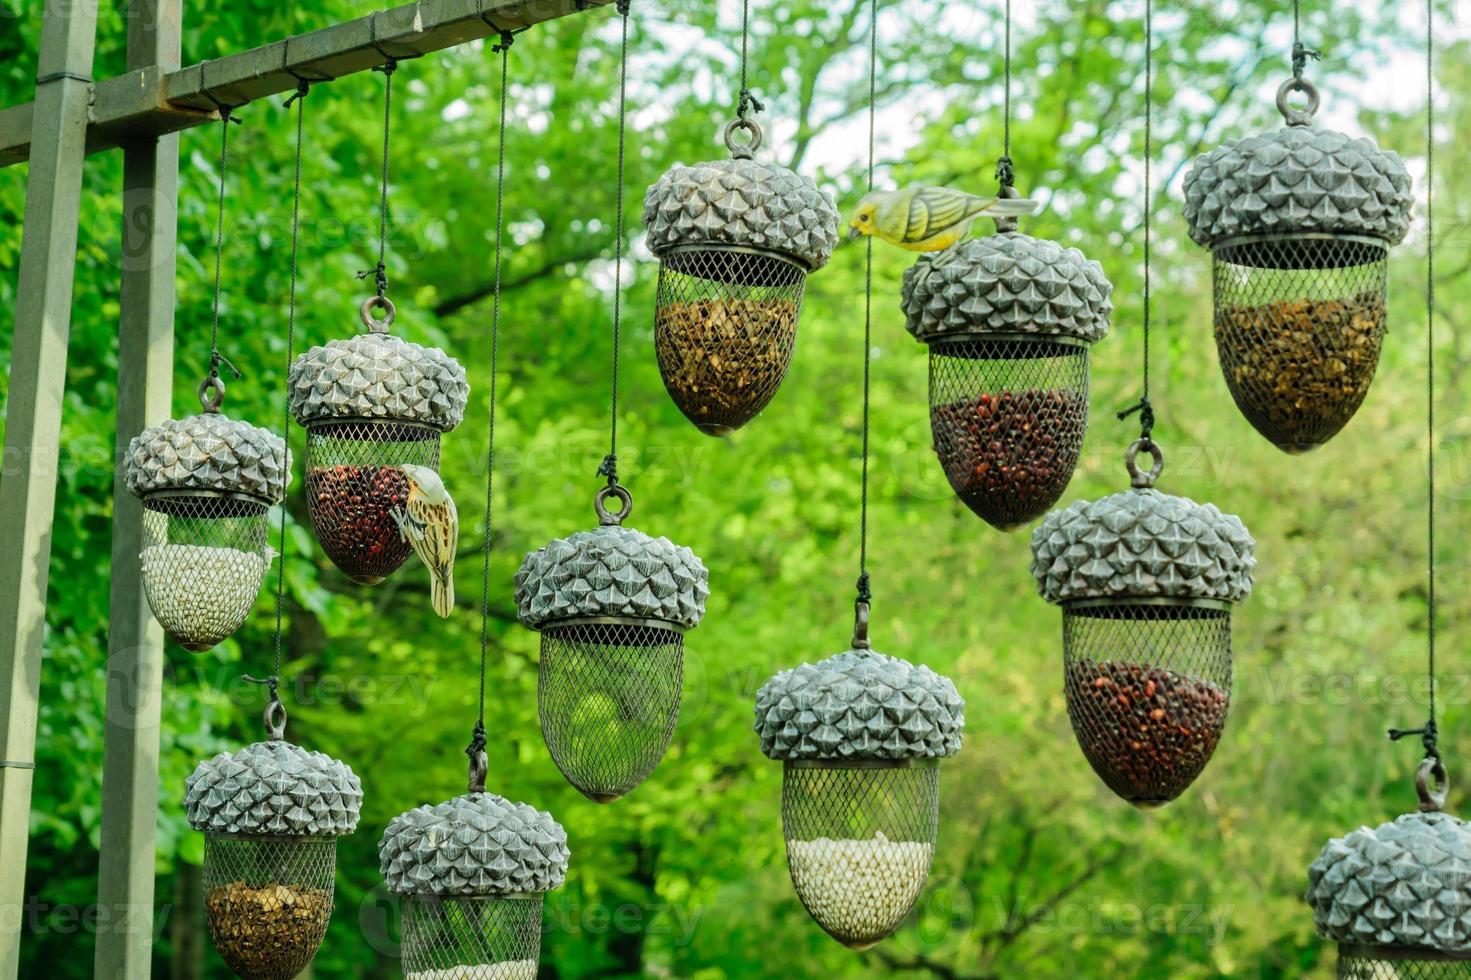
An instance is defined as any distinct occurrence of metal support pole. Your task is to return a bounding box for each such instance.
[0,0,100,977]
[94,0,182,974]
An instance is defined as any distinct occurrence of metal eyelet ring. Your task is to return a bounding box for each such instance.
[360,295,396,334]
[263,699,288,741]
[594,484,634,526]
[1275,76,1320,127]
[724,117,763,160]
[1416,756,1450,812]
[198,375,227,414]
[851,601,871,650]
[1125,438,1165,489]
[467,750,488,795]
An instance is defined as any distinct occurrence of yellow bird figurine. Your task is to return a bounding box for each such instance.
[393,464,458,618]
[847,185,1041,251]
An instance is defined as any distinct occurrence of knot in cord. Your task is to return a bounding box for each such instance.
[208,350,242,382]
[492,30,515,53]
[737,87,765,121]
[855,571,872,605]
[1117,396,1155,440]
[465,720,488,760]
[357,261,389,299]
[1390,718,1441,762]
[283,79,310,107]
[597,453,619,486]
[1291,41,1321,79]
[994,155,1015,191]
[615,0,630,15]
[242,674,281,703]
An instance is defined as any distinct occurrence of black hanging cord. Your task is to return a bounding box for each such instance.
[994,0,1014,191]
[206,109,243,386]
[1116,0,1153,442]
[736,0,765,121]
[1389,0,1440,766]
[467,34,514,779]
[598,0,632,489]
[855,0,877,612]
[357,51,398,300]
[257,78,313,729]
[1291,0,1320,80]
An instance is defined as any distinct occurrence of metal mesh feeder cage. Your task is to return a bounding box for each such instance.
[1307,761,1471,978]
[125,384,288,651]
[515,486,709,803]
[754,638,965,949]
[643,119,839,436]
[1183,76,1413,453]
[289,299,469,584]
[901,230,1112,530]
[380,787,569,979]
[184,732,362,980]
[1031,440,1256,808]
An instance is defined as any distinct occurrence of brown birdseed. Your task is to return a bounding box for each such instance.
[205,881,332,980]
[655,298,798,432]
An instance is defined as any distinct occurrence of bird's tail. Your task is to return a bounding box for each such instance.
[985,197,1042,217]
[432,570,454,618]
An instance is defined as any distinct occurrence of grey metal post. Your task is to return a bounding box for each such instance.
[94,0,182,974]
[0,0,101,976]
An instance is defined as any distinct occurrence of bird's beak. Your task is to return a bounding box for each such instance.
[847,225,863,241]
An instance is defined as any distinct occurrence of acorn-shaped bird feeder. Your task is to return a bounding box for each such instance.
[642,118,839,436]
[379,762,569,980]
[183,710,362,980]
[1030,440,1255,807]
[901,201,1113,530]
[126,379,287,651]
[1183,72,1412,453]
[289,299,469,584]
[515,485,709,802]
[753,607,965,949]
[1306,760,1471,978]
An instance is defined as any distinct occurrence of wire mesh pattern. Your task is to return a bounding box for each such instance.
[928,337,1090,530]
[401,895,544,980]
[781,762,940,949]
[1339,950,1471,979]
[140,494,271,651]
[537,620,684,803]
[202,834,338,980]
[1212,235,1388,452]
[1062,604,1233,808]
[303,419,442,584]
[654,247,809,436]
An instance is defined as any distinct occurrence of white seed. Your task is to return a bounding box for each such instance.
[407,961,538,980]
[140,544,269,647]
[785,831,934,942]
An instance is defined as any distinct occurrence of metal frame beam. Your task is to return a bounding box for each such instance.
[0,0,613,167]
[0,0,101,975]
[94,0,183,974]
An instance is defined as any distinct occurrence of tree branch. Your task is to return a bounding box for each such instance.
[431,248,604,319]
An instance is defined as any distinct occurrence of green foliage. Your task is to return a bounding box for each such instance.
[0,1,1466,977]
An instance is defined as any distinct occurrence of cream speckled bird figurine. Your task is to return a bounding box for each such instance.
[848,185,1040,251]
[392,464,458,618]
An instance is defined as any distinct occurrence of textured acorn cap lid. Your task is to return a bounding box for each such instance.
[900,233,1113,344]
[642,157,840,272]
[126,413,289,504]
[379,793,570,897]
[514,524,709,630]
[183,739,362,837]
[289,331,469,430]
[1184,125,1413,248]
[1306,810,1471,954]
[754,648,965,761]
[1031,488,1256,605]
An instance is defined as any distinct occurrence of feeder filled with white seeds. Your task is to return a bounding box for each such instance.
[1306,759,1471,979]
[516,485,708,803]
[125,379,287,651]
[754,608,965,949]
[379,777,569,979]
[289,298,468,584]
[1031,440,1255,808]
[642,118,839,436]
[183,720,361,980]
[1183,71,1413,453]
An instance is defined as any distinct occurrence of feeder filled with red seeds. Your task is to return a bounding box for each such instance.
[289,298,468,584]
[901,214,1112,530]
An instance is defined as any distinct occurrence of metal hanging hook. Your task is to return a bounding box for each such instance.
[1416,755,1450,812]
[1125,437,1164,489]
[594,483,633,526]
